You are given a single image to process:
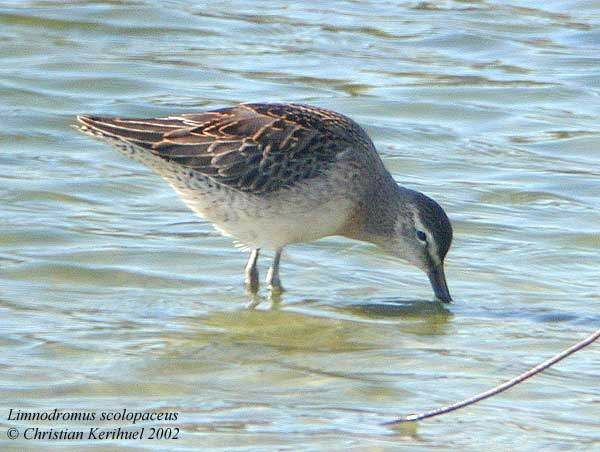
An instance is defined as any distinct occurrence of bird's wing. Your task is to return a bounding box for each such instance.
[77,103,374,194]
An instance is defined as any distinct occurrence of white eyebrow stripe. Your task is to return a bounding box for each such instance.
[413,213,441,266]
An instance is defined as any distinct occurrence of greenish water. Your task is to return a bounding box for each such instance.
[1,0,599,449]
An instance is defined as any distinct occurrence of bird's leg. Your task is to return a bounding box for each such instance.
[266,248,284,293]
[244,248,260,293]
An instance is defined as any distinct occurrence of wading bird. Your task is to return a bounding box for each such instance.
[77,103,453,301]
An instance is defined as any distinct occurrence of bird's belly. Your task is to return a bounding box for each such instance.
[165,169,355,249]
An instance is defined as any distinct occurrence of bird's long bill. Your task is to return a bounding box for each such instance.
[427,264,452,303]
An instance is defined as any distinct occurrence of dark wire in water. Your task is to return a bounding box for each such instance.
[384,328,600,425]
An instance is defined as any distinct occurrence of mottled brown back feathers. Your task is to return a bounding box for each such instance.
[77,103,376,194]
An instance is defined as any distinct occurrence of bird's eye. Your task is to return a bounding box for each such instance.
[416,230,427,242]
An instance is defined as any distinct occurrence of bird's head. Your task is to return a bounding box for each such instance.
[381,189,453,302]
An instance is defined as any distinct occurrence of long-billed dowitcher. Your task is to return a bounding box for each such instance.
[77,103,453,301]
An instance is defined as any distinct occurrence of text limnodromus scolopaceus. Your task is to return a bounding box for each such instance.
[76,103,453,301]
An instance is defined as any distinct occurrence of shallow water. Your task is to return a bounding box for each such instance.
[1,0,599,449]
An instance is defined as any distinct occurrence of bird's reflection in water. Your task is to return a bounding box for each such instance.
[347,297,452,318]
[244,293,452,336]
[332,297,452,336]
[244,291,283,310]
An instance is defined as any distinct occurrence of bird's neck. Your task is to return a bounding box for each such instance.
[340,172,402,247]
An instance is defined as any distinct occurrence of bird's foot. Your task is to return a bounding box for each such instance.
[267,273,284,295]
[269,282,284,295]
